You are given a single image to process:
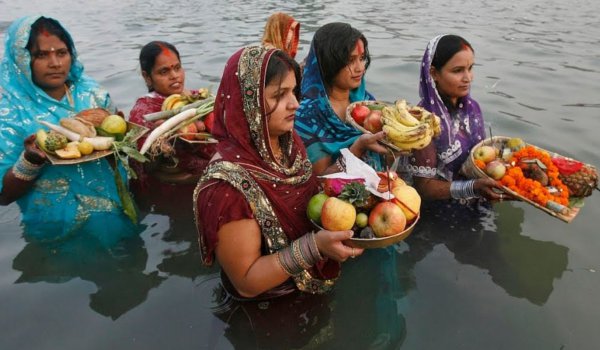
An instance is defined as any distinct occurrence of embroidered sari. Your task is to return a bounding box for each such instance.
[0,16,137,245]
[406,35,485,181]
[194,46,339,299]
[294,40,383,170]
[261,12,300,59]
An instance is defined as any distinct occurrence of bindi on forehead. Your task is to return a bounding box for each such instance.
[355,39,364,56]
[40,28,51,37]
[159,45,173,57]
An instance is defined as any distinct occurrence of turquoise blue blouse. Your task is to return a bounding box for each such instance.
[0,16,137,246]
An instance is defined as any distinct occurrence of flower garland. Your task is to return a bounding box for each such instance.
[500,146,569,207]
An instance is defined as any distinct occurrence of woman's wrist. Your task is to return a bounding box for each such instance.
[276,233,322,276]
[13,152,44,182]
[449,179,479,199]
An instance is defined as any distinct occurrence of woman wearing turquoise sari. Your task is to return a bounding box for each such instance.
[294,22,387,175]
[0,16,137,246]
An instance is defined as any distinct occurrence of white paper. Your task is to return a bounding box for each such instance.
[318,148,395,200]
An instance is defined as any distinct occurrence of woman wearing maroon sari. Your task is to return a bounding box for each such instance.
[129,41,215,194]
[195,46,362,300]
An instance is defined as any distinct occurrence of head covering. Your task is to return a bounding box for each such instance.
[195,46,339,296]
[415,34,485,179]
[0,16,135,244]
[261,12,300,59]
[294,27,382,169]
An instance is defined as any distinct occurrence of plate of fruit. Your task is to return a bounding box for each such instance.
[307,171,421,248]
[462,136,598,223]
[36,108,148,165]
[346,100,442,153]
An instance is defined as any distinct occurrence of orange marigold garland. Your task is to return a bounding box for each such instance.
[500,146,569,207]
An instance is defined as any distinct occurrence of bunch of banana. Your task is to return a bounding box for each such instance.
[161,88,211,111]
[381,99,442,151]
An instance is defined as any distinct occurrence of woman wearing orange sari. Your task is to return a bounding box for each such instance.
[261,12,300,59]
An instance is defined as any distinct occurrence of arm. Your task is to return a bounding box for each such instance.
[312,131,389,176]
[413,175,505,201]
[0,135,47,205]
[216,219,362,298]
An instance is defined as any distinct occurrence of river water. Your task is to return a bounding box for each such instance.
[1,0,599,349]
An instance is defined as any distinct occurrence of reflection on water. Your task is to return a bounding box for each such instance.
[12,236,164,320]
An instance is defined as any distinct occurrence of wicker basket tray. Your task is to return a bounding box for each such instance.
[46,122,148,165]
[461,136,593,223]
[345,100,408,153]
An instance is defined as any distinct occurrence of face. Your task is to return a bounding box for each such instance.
[264,69,299,138]
[431,48,474,105]
[30,34,72,94]
[332,39,366,91]
[143,49,185,96]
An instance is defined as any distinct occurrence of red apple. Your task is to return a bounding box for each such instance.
[203,112,216,132]
[351,105,371,125]
[363,110,383,133]
[178,122,198,140]
[194,120,206,132]
[368,201,406,237]
[485,160,506,180]
[473,145,497,163]
[321,197,356,231]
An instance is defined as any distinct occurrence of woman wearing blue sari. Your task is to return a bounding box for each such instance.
[294,23,387,175]
[0,16,137,246]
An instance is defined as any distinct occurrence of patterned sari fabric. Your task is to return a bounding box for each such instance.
[128,91,215,190]
[0,16,137,245]
[294,40,383,170]
[406,35,485,181]
[194,46,339,299]
[261,12,300,59]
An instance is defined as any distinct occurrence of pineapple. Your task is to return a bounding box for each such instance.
[559,165,598,197]
[338,182,377,211]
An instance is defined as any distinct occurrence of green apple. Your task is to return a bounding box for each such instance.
[355,212,368,228]
[307,193,329,224]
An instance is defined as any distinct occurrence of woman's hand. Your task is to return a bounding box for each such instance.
[314,230,364,262]
[349,131,388,158]
[474,178,512,201]
[23,134,47,165]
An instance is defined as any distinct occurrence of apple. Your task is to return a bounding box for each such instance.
[194,120,207,132]
[368,201,406,237]
[351,105,370,125]
[355,212,368,228]
[485,160,506,180]
[363,110,383,133]
[203,112,216,132]
[307,193,329,224]
[377,171,406,192]
[473,145,497,163]
[321,197,356,231]
[178,122,198,140]
[391,185,421,223]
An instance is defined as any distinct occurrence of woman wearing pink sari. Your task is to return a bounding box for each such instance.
[195,46,362,300]
[128,41,215,204]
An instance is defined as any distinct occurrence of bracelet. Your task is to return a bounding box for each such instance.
[334,156,346,172]
[13,152,44,181]
[450,179,479,199]
[276,233,323,276]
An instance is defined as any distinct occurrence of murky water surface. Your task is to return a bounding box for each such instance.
[1,0,599,349]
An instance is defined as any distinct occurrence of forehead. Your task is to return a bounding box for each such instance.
[34,34,68,50]
[445,48,474,67]
[153,50,180,68]
[265,68,296,89]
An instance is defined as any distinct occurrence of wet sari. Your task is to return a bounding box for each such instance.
[294,39,383,170]
[405,34,486,181]
[0,16,137,246]
[194,46,339,299]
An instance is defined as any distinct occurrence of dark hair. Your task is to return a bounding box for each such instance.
[139,41,181,91]
[264,50,301,115]
[26,17,74,57]
[431,35,474,71]
[313,22,370,87]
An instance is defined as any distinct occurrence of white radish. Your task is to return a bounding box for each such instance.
[139,108,197,154]
[83,136,115,151]
[39,120,81,141]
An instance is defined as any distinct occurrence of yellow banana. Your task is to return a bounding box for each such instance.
[394,100,421,127]
[390,127,434,151]
[171,101,187,110]
[383,123,430,144]
[162,94,182,111]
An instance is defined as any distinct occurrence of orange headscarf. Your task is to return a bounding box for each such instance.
[261,12,300,59]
